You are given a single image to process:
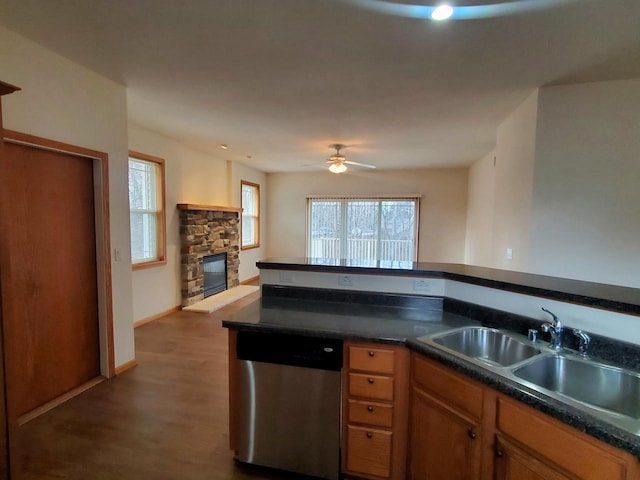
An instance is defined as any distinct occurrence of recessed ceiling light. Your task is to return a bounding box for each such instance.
[432,4,454,20]
[220,144,228,150]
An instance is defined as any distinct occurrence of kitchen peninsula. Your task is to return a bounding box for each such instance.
[223,258,640,480]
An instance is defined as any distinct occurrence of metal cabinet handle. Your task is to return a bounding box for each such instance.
[366,432,373,439]
[496,449,504,458]
[368,377,374,384]
[368,351,375,357]
[467,429,476,439]
[367,406,374,412]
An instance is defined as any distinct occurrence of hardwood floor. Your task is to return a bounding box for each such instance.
[18,289,313,480]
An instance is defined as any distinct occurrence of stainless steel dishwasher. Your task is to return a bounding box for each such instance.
[235,330,343,480]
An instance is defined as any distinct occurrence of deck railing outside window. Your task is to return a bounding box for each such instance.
[309,237,414,262]
[307,196,420,262]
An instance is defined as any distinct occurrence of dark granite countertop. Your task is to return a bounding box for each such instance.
[222,296,477,343]
[223,290,640,458]
[257,257,640,315]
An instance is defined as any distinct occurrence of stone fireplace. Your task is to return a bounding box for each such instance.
[178,204,241,307]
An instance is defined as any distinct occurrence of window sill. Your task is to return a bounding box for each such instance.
[132,258,167,271]
[241,244,260,251]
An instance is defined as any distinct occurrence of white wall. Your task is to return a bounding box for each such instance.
[465,80,640,290]
[266,168,468,262]
[128,124,227,322]
[464,150,496,266]
[0,26,134,367]
[128,125,266,322]
[231,162,267,281]
[529,79,640,288]
[464,91,538,270]
[491,90,538,271]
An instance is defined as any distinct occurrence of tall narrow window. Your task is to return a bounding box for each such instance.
[241,181,260,250]
[128,151,166,268]
[307,196,419,263]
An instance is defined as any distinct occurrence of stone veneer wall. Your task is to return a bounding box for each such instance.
[180,209,240,306]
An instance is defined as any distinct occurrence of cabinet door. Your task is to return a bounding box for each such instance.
[409,387,481,480]
[494,435,577,480]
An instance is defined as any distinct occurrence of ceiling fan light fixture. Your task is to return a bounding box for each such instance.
[329,162,347,174]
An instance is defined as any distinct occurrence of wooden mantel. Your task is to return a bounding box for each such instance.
[177,203,242,213]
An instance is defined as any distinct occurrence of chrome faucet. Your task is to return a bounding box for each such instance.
[573,329,591,358]
[540,307,563,351]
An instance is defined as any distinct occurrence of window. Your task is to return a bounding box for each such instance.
[241,181,260,249]
[307,196,420,263]
[128,151,166,268]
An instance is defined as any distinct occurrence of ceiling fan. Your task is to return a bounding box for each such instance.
[326,144,376,174]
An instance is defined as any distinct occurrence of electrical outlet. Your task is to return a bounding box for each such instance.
[339,275,353,287]
[506,248,513,260]
[413,279,431,291]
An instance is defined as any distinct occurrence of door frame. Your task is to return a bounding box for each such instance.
[1,129,115,378]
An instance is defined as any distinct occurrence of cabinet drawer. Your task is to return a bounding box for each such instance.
[497,397,627,480]
[348,399,393,428]
[349,373,394,401]
[349,345,395,374]
[412,354,483,420]
[346,425,392,478]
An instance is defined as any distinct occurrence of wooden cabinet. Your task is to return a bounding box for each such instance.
[410,351,640,480]
[495,397,637,480]
[409,354,483,480]
[342,342,409,480]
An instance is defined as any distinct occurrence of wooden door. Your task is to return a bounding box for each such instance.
[494,435,577,480]
[0,140,101,418]
[408,386,481,480]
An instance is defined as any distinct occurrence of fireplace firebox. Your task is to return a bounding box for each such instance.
[203,253,227,298]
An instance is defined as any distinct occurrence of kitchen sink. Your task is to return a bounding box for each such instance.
[431,327,541,367]
[513,355,640,419]
[420,325,640,435]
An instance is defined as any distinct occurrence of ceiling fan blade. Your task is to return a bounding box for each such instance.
[344,160,376,169]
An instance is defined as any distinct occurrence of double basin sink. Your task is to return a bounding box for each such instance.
[419,326,640,435]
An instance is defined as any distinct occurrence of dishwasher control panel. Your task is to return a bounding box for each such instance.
[236,330,343,371]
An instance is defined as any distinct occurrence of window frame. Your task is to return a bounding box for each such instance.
[128,150,167,270]
[306,195,420,262]
[241,180,260,250]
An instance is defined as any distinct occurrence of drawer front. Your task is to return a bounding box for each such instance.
[497,398,626,480]
[348,399,394,428]
[412,354,483,420]
[349,373,394,401]
[349,345,395,374]
[346,425,392,478]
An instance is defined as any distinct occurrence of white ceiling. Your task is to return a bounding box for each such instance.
[1,0,640,172]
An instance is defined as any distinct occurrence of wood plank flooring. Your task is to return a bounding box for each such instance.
[18,289,313,479]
